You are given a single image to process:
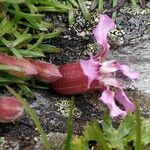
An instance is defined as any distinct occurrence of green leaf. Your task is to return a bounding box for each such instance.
[71,136,89,150]
[11,34,32,47]
[19,50,45,58]
[141,120,150,146]
[18,84,34,97]
[67,0,74,27]
[97,0,104,12]
[0,37,22,58]
[27,33,44,51]
[102,111,136,149]
[84,121,110,150]
[130,0,139,6]
[0,75,28,85]
[77,0,91,21]
[112,0,118,18]
[1,0,25,3]
[41,21,54,30]
[38,44,63,53]
[0,18,16,37]
[37,6,68,13]
[68,0,78,7]
[135,100,143,150]
[33,29,63,39]
[0,65,22,72]
[118,114,136,139]
[8,9,46,31]
[25,0,38,13]
[103,109,113,130]
[35,1,72,11]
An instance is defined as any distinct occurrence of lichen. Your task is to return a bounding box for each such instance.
[0,137,20,150]
[110,27,125,46]
[120,2,150,15]
[55,99,82,118]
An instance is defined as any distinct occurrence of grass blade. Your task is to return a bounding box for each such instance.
[77,0,91,21]
[35,1,72,11]
[130,0,139,6]
[0,65,22,72]
[112,0,118,18]
[19,50,45,58]
[0,18,16,37]
[68,0,78,7]
[64,99,74,150]
[18,84,34,97]
[37,6,68,13]
[134,99,143,150]
[0,37,22,58]
[33,29,63,39]
[27,33,44,51]
[1,0,25,3]
[11,34,32,47]
[98,0,104,12]
[6,86,51,150]
[67,0,74,26]
[38,44,63,53]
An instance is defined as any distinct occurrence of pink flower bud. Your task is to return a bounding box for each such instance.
[28,59,62,83]
[0,97,24,123]
[0,53,37,77]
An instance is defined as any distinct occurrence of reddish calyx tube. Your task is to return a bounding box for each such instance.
[52,59,103,95]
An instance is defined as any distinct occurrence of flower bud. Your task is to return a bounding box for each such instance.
[0,97,24,123]
[28,59,62,83]
[0,53,37,77]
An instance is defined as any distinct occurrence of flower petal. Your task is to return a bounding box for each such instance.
[93,14,115,57]
[80,55,100,88]
[99,89,127,118]
[115,89,135,112]
[100,77,123,88]
[119,65,140,79]
[101,60,120,74]
[100,59,140,80]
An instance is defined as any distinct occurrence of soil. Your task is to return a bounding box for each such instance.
[0,1,150,150]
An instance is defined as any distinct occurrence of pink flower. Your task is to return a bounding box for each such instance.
[98,59,139,118]
[80,55,139,118]
[52,14,140,118]
[92,14,140,118]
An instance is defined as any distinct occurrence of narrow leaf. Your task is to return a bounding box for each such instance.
[64,99,74,150]
[77,0,91,21]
